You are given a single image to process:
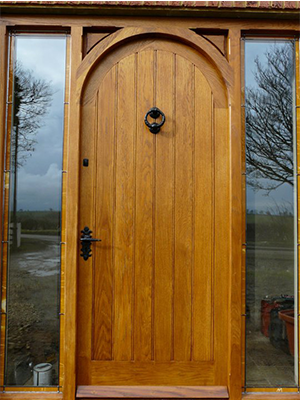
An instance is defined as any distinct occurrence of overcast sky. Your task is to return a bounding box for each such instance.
[14,35,66,211]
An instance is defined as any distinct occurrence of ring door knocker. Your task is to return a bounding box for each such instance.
[144,107,165,134]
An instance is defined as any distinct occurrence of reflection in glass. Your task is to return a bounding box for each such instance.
[245,40,297,387]
[4,35,66,386]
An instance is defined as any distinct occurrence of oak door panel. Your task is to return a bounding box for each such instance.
[78,38,229,386]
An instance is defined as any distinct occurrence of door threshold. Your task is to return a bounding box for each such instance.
[76,386,229,399]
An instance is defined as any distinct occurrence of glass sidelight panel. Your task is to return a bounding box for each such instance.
[3,34,67,386]
[245,40,297,387]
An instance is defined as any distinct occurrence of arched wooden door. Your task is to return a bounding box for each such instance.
[77,28,232,388]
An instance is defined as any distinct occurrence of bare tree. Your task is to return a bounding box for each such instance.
[12,62,53,166]
[11,63,52,247]
[245,42,294,192]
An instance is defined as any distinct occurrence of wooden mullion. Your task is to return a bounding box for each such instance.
[228,27,243,400]
[63,25,83,400]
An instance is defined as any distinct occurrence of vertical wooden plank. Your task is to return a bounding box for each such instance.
[228,28,243,398]
[193,69,213,361]
[134,50,154,361]
[154,50,174,362]
[214,107,230,385]
[174,54,194,361]
[77,96,97,384]
[64,24,82,399]
[93,67,116,360]
[114,54,135,361]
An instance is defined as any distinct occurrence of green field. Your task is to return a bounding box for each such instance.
[246,213,294,248]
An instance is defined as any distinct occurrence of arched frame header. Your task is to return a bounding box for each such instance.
[76,26,234,108]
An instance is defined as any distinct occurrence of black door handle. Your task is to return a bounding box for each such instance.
[80,226,101,261]
[80,237,101,242]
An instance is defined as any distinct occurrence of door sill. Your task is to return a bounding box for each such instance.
[76,386,229,399]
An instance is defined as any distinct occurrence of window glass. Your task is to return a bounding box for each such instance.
[245,39,297,388]
[4,34,66,386]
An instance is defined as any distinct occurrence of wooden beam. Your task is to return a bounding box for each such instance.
[0,15,299,32]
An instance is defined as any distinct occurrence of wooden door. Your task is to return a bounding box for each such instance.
[77,29,231,387]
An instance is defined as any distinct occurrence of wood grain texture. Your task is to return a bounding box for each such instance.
[90,361,215,386]
[173,54,194,362]
[114,54,135,362]
[202,35,226,56]
[3,387,60,392]
[93,67,116,361]
[0,13,297,400]
[154,50,174,362]
[245,389,299,393]
[134,50,154,362]
[242,395,300,400]
[76,385,229,399]
[77,29,231,388]
[227,28,243,399]
[0,394,62,400]
[78,94,98,383]
[193,68,214,362]
[84,32,111,56]
[1,15,299,33]
[63,24,83,399]
[76,27,233,101]
[214,107,230,386]
[78,31,230,111]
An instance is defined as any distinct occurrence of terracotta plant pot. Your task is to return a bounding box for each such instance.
[278,309,294,356]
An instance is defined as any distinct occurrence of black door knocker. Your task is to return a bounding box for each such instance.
[144,107,165,134]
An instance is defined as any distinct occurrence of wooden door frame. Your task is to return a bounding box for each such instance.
[0,7,298,400]
[75,25,234,388]
[0,18,241,400]
[74,24,237,397]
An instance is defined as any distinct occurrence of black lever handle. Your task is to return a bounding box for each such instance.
[80,226,101,261]
[80,238,101,242]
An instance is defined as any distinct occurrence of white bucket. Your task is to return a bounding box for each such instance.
[33,363,52,386]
